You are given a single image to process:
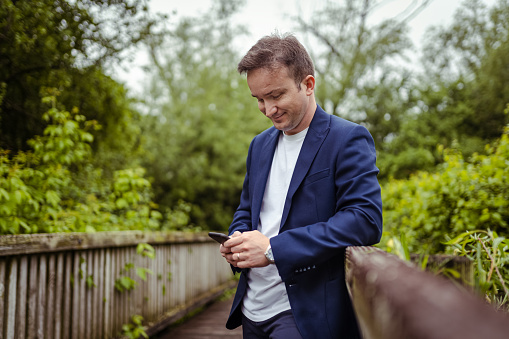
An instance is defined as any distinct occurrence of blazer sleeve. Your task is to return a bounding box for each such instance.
[271,124,383,282]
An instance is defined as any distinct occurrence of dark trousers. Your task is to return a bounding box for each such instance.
[242,310,303,339]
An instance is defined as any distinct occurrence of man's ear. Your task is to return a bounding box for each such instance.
[303,75,315,95]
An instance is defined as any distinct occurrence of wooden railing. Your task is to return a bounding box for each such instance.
[345,246,509,339]
[0,231,233,339]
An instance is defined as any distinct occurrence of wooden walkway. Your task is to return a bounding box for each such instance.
[153,297,242,339]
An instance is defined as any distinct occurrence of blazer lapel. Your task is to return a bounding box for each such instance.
[251,128,280,230]
[280,106,330,229]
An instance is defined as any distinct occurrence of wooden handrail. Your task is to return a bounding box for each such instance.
[0,231,212,256]
[345,246,509,339]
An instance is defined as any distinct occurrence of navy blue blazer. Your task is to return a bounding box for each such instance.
[226,105,383,338]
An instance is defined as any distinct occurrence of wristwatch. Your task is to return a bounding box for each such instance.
[264,244,275,264]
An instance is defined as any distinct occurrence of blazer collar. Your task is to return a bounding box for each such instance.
[280,105,331,228]
[251,127,280,230]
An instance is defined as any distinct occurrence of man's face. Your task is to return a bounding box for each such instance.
[247,67,315,135]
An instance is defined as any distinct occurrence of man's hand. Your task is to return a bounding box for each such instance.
[220,231,241,266]
[220,230,271,268]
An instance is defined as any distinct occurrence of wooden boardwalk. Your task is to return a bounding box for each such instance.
[153,297,242,339]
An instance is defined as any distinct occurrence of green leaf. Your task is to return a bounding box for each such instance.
[135,267,153,281]
[86,275,96,288]
[115,198,129,209]
[136,243,155,259]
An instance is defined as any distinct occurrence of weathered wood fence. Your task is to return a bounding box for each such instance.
[346,246,509,339]
[0,231,233,339]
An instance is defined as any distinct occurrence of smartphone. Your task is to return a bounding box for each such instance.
[208,232,230,245]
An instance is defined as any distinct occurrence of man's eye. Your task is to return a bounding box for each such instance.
[273,94,282,100]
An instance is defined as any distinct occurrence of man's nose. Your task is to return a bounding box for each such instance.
[264,101,277,117]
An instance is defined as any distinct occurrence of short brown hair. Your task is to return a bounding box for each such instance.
[237,33,314,89]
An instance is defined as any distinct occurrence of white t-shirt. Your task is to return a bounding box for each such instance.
[241,128,308,322]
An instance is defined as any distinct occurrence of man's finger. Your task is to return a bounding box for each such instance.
[224,235,243,248]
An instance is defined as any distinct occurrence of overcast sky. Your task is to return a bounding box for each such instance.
[113,0,496,94]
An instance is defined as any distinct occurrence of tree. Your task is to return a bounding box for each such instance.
[296,0,426,147]
[381,0,509,178]
[0,94,163,234]
[139,0,271,229]
[0,0,163,172]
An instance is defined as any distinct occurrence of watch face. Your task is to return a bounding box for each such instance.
[265,247,274,262]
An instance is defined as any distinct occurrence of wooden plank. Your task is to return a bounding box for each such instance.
[27,256,38,339]
[117,247,123,335]
[54,252,64,339]
[46,254,56,338]
[92,249,100,339]
[36,255,47,338]
[78,252,86,339]
[0,260,5,338]
[134,249,145,319]
[155,245,162,318]
[124,246,130,333]
[15,256,27,339]
[71,253,79,339]
[117,246,123,335]
[85,250,93,339]
[163,246,171,312]
[113,247,120,336]
[62,252,72,339]
[170,245,177,309]
[6,258,18,339]
[103,248,111,339]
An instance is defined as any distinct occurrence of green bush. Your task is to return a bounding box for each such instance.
[381,108,509,308]
[0,95,172,234]
[381,116,509,254]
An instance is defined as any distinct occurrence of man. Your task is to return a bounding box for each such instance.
[220,33,383,339]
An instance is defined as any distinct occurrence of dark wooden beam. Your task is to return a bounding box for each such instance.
[345,246,509,339]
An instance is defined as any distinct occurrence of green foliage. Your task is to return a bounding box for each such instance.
[0,95,94,233]
[86,275,97,289]
[381,120,509,254]
[136,243,155,259]
[380,115,509,310]
[135,267,154,282]
[0,0,161,150]
[115,243,155,292]
[121,314,148,339]
[114,275,138,293]
[444,230,509,311]
[379,0,509,179]
[115,262,138,293]
[0,95,178,234]
[298,0,416,149]
[140,0,271,230]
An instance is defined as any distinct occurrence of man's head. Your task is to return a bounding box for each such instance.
[237,33,314,89]
[238,33,317,135]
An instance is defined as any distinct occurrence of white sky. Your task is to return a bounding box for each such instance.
[113,0,496,95]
